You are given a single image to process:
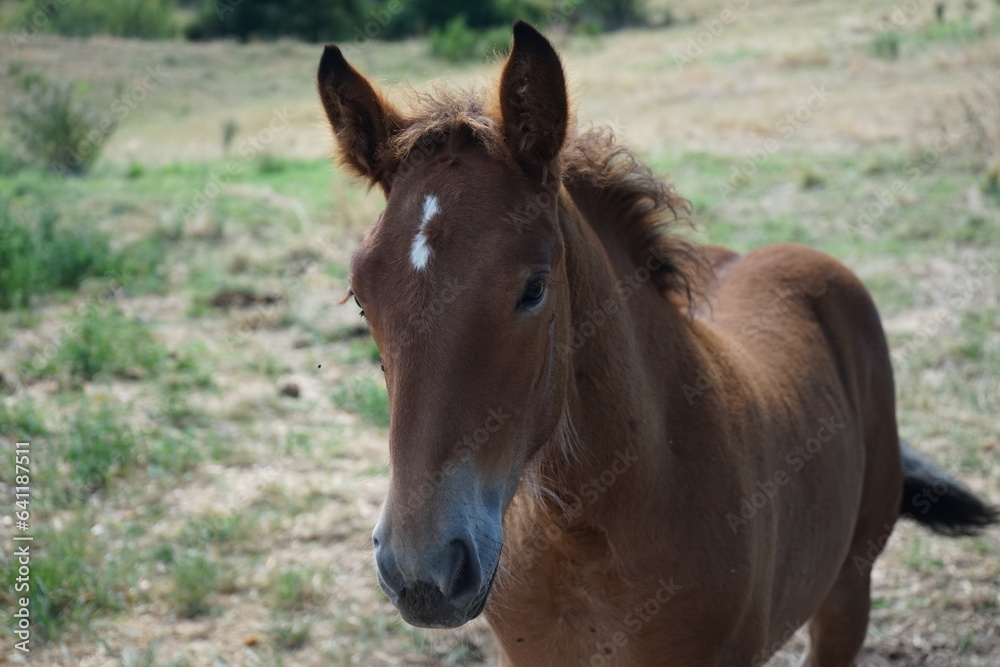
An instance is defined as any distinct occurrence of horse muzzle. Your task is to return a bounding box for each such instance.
[373,520,499,628]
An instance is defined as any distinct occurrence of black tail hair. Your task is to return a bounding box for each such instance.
[900,440,999,537]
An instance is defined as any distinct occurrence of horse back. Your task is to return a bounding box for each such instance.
[688,242,903,639]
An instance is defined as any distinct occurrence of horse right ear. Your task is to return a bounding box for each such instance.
[317,45,403,193]
[498,21,568,177]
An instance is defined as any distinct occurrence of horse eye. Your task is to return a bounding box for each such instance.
[518,274,548,311]
[353,294,365,318]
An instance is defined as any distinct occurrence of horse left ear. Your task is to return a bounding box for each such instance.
[317,45,403,192]
[499,21,568,175]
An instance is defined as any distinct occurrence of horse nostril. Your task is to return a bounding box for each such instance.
[372,530,405,603]
[447,538,481,604]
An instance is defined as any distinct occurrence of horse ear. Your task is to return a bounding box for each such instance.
[317,45,403,191]
[499,21,568,175]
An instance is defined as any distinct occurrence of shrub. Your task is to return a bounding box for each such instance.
[429,16,512,62]
[42,304,166,381]
[0,197,111,310]
[65,402,139,494]
[870,31,900,60]
[389,0,526,38]
[575,0,641,29]
[184,0,642,43]
[39,217,116,292]
[4,0,177,39]
[574,19,605,36]
[0,200,39,310]
[8,76,115,175]
[429,15,481,61]
[170,550,219,618]
[481,25,513,59]
[0,195,166,311]
[186,0,366,42]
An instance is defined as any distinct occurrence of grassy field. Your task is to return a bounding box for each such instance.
[1,0,999,664]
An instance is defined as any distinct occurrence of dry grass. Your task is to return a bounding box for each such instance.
[0,0,998,664]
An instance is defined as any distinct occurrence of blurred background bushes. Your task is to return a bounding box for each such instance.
[2,0,645,47]
[5,0,178,39]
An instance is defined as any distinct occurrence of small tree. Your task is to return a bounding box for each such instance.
[8,77,116,175]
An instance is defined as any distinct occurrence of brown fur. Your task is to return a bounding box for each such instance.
[317,20,993,667]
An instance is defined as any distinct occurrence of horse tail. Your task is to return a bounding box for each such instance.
[899,440,999,536]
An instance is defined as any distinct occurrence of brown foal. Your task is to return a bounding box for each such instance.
[317,21,998,666]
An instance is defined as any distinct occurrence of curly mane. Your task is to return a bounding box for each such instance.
[387,87,699,302]
[561,127,697,301]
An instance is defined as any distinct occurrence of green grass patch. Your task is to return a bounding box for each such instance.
[153,390,206,430]
[331,609,426,663]
[945,310,998,364]
[0,156,338,323]
[870,31,900,60]
[167,343,216,390]
[151,344,215,429]
[0,399,47,440]
[0,133,28,177]
[180,512,252,549]
[108,234,169,294]
[340,337,382,366]
[34,304,166,381]
[283,430,312,455]
[647,147,1000,260]
[169,550,220,618]
[0,516,126,641]
[858,272,922,316]
[1,196,113,310]
[946,214,998,245]
[121,642,161,667]
[870,18,991,61]
[64,402,139,498]
[268,617,312,651]
[266,568,323,612]
[911,18,984,48]
[159,158,336,236]
[331,375,390,429]
[211,193,302,235]
[148,431,203,476]
[0,190,166,310]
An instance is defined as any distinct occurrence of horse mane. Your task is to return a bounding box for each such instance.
[561,127,698,303]
[387,86,700,304]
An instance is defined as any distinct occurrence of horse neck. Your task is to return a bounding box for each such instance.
[525,190,699,524]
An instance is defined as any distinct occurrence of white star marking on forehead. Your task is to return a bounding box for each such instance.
[410,194,440,270]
